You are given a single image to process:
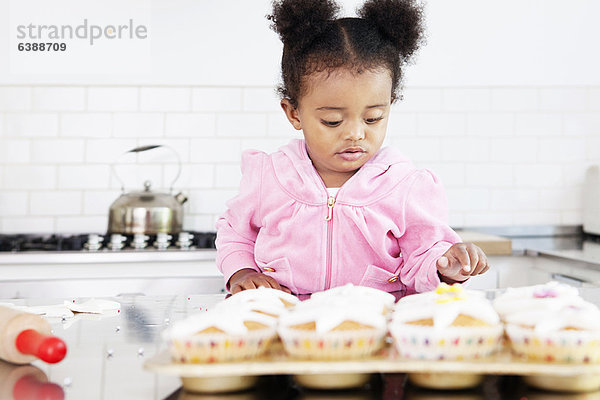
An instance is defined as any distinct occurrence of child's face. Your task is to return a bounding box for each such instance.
[281,68,393,188]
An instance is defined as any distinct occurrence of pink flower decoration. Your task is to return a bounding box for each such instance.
[533,288,559,298]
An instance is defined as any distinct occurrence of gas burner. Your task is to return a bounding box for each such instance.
[176,232,194,250]
[131,234,150,250]
[152,233,172,250]
[0,232,216,252]
[0,234,89,252]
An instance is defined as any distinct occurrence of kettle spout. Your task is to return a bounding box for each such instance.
[175,192,188,205]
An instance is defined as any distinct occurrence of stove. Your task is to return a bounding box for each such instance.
[0,231,216,252]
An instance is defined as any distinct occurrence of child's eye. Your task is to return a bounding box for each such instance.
[321,120,342,127]
[365,117,384,124]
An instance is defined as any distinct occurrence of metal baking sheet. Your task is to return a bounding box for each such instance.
[145,341,600,378]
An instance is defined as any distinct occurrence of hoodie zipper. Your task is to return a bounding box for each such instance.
[324,195,336,289]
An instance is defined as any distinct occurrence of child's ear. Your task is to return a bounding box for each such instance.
[280,99,302,130]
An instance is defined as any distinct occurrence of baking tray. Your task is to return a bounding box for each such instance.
[144,340,600,378]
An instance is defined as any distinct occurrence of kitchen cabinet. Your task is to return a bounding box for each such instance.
[0,251,224,298]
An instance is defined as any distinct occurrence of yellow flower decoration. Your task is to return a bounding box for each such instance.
[435,283,466,303]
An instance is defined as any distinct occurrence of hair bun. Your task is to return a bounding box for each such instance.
[358,0,425,60]
[268,0,340,51]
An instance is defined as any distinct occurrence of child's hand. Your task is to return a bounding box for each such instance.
[436,242,489,283]
[229,268,292,294]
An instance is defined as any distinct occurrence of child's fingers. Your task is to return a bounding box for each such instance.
[436,256,449,268]
[471,248,489,275]
[477,263,490,275]
[454,244,472,273]
[471,259,487,275]
[231,284,242,294]
[438,243,490,281]
[261,275,283,291]
[439,244,471,275]
[442,245,470,276]
[437,254,461,274]
[280,285,292,294]
[465,245,479,274]
[243,279,258,290]
[437,254,466,281]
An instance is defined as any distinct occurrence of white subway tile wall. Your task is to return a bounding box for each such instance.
[0,85,598,233]
[32,87,86,112]
[87,87,138,112]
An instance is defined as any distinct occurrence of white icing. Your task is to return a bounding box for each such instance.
[27,305,75,318]
[310,283,395,309]
[60,311,120,330]
[505,298,600,332]
[225,287,299,307]
[215,298,284,320]
[279,297,387,334]
[65,299,121,314]
[493,281,581,318]
[1,299,119,318]
[218,287,298,318]
[166,307,277,339]
[297,293,388,316]
[392,287,500,329]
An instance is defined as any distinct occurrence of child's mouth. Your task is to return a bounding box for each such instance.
[336,148,366,162]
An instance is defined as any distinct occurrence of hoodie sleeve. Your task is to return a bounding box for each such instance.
[215,150,265,288]
[398,169,462,293]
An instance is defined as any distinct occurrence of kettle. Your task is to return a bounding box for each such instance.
[107,145,188,235]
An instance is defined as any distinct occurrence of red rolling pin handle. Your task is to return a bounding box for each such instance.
[15,330,67,364]
[13,375,65,400]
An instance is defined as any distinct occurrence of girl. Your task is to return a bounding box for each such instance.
[216,0,489,295]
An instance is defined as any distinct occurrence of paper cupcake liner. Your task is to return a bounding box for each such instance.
[389,323,504,360]
[168,327,277,363]
[506,324,600,363]
[278,326,387,360]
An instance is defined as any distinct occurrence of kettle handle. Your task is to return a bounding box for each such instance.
[112,144,182,193]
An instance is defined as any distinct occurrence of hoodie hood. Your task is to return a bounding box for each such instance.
[271,139,416,206]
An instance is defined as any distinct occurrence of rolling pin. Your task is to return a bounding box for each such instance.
[0,306,67,365]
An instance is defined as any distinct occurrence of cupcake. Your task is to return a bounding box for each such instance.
[309,283,396,315]
[164,304,277,363]
[493,281,583,320]
[389,283,503,360]
[504,297,600,363]
[278,297,387,360]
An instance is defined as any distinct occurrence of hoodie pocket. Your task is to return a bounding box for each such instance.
[358,264,405,293]
[256,257,298,294]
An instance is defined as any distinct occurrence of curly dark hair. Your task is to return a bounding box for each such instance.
[267,0,425,108]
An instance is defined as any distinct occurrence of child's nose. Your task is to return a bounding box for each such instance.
[343,121,365,141]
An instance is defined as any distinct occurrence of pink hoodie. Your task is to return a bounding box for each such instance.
[216,139,461,296]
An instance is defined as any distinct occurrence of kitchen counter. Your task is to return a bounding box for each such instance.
[0,248,218,265]
[2,286,600,400]
[0,249,223,298]
[0,294,225,400]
